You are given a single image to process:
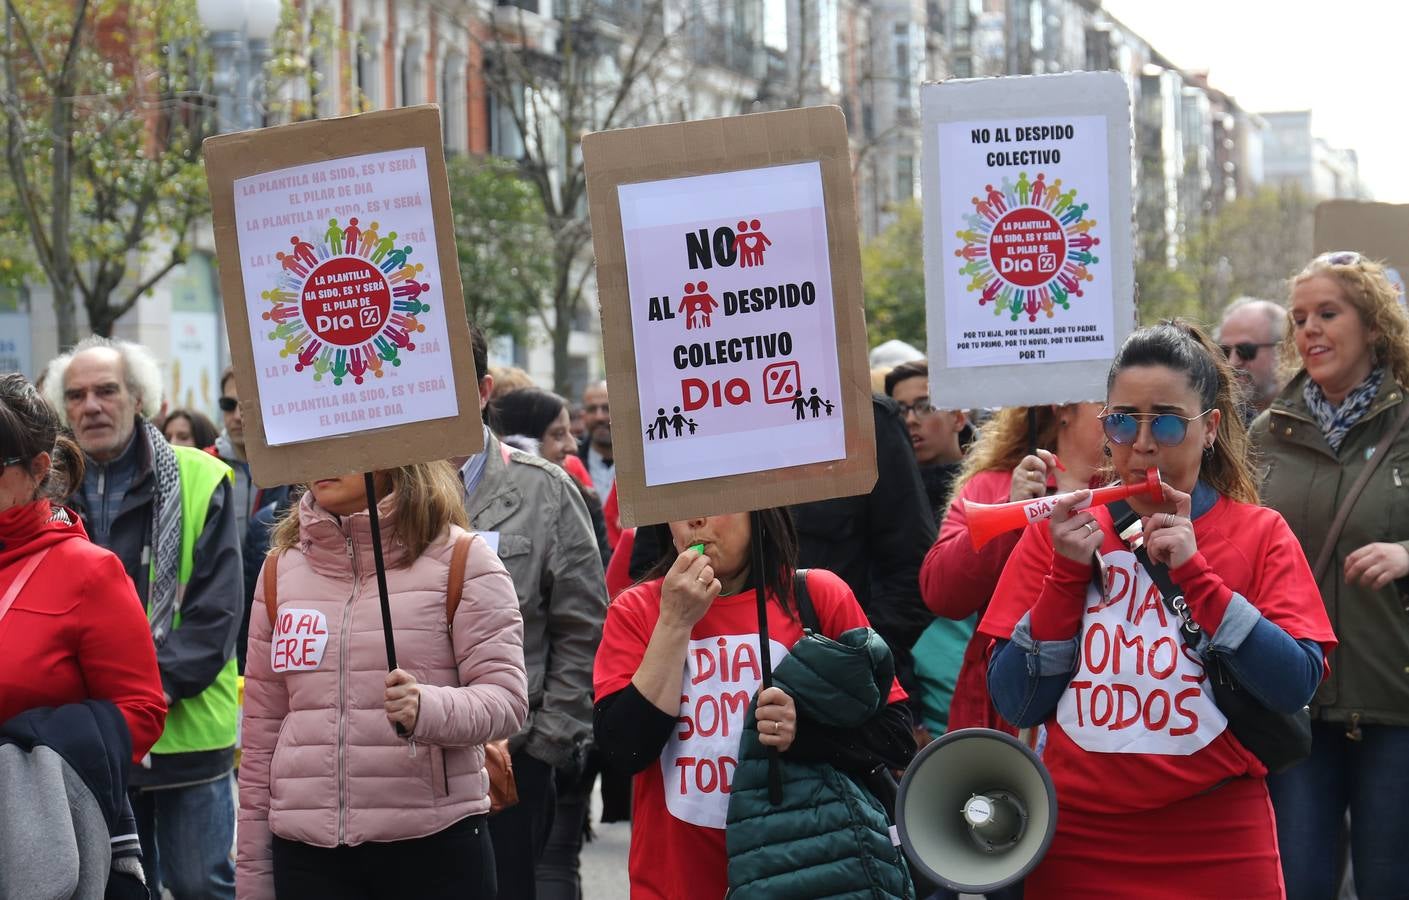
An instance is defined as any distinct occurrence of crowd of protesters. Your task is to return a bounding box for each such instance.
[1,250,1405,898]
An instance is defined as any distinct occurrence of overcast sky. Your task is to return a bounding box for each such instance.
[1101,0,1407,203]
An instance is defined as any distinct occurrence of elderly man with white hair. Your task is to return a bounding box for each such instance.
[1216,297,1290,420]
[45,336,241,900]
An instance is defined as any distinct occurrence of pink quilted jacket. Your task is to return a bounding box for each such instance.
[236,492,527,900]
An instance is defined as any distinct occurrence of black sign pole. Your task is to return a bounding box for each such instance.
[750,510,782,805]
[364,472,406,736]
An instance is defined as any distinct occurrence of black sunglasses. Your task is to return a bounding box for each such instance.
[218,396,238,413]
[1219,342,1278,363]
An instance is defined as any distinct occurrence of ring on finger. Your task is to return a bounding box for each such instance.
[1084,522,1096,536]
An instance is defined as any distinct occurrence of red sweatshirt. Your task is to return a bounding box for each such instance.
[0,499,166,762]
[918,469,1027,734]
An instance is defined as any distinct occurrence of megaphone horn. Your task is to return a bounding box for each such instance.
[964,467,1163,550]
[895,728,1057,895]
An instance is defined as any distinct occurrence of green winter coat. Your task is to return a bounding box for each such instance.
[725,626,914,900]
[1251,370,1409,727]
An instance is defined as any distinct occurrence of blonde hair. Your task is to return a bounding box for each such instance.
[270,460,468,562]
[1281,254,1409,387]
[947,405,1062,508]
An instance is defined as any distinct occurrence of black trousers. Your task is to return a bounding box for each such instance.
[488,751,557,900]
[271,814,495,900]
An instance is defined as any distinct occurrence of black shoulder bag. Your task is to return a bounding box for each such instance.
[1108,502,1312,773]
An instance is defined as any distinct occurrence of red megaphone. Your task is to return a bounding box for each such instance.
[964,468,1164,551]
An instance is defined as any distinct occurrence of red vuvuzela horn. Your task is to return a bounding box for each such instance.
[964,468,1163,551]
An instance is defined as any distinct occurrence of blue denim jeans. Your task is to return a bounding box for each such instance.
[1268,721,1409,900]
[131,773,236,899]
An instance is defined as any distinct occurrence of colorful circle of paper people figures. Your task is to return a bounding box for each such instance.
[955,170,1102,323]
[262,216,433,386]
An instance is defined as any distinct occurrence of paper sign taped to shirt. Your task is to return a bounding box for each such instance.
[1057,550,1226,755]
[271,608,330,672]
[660,633,788,828]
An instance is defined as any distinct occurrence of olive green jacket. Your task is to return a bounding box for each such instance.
[1251,371,1409,727]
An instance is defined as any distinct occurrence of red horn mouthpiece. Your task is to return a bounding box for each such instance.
[964,468,1163,551]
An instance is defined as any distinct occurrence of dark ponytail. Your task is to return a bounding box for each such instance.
[1106,320,1259,504]
[0,373,84,502]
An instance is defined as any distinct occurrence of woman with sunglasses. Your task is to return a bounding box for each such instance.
[980,321,1335,898]
[1252,251,1409,899]
[918,402,1105,739]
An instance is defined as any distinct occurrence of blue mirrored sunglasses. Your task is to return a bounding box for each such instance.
[1099,410,1212,447]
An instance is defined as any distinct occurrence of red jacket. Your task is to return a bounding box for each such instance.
[919,470,1024,735]
[0,499,166,762]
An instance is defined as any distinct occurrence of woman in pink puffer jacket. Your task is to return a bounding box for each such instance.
[237,462,527,900]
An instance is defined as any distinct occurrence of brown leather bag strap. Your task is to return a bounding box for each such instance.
[263,552,280,626]
[445,533,472,625]
[1312,399,1409,582]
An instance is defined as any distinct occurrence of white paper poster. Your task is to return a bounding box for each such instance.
[231,148,457,446]
[922,72,1135,410]
[937,116,1113,367]
[618,162,846,486]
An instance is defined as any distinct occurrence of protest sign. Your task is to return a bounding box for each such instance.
[921,71,1135,410]
[1315,200,1409,311]
[584,106,876,528]
[204,106,481,487]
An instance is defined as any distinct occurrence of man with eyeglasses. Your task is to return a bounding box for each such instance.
[43,337,242,899]
[1216,297,1288,420]
[213,366,291,673]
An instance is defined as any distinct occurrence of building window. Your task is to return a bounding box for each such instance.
[818,0,841,95]
[356,29,381,110]
[489,80,526,159]
[894,23,909,105]
[442,53,467,153]
[401,41,424,107]
[896,154,914,201]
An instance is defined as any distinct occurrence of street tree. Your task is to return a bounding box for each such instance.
[1136,184,1314,327]
[1,0,213,345]
[476,1,764,392]
[860,199,926,350]
[447,155,554,344]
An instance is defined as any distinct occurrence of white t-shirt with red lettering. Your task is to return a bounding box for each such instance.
[594,569,906,900]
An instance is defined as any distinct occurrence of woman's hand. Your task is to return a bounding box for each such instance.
[1345,542,1409,590]
[755,686,797,752]
[1008,449,1060,502]
[1141,484,1197,570]
[659,547,721,632]
[384,668,421,733]
[1051,489,1102,563]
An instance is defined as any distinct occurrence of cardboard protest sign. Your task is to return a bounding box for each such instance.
[584,106,876,528]
[1315,200,1409,311]
[204,106,482,486]
[921,71,1135,410]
